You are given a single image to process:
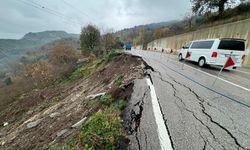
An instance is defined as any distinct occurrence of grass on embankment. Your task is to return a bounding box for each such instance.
[49,50,133,150]
[50,95,127,150]
[79,96,126,150]
[57,50,125,85]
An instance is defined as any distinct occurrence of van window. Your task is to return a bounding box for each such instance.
[191,40,214,49]
[218,40,245,51]
[183,42,191,49]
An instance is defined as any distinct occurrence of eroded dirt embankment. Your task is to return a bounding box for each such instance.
[0,53,146,149]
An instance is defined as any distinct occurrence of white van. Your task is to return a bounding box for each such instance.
[178,38,246,69]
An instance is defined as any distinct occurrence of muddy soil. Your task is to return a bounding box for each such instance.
[0,54,144,150]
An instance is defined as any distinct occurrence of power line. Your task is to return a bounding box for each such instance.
[60,0,100,25]
[0,48,9,58]
[23,0,81,26]
[29,0,82,25]
[0,49,12,67]
[61,0,91,19]
[17,0,81,28]
[18,0,76,28]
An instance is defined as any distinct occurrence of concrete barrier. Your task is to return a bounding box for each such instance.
[147,19,250,67]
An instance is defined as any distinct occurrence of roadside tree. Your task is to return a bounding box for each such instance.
[154,29,162,39]
[191,0,236,15]
[80,24,101,55]
[102,33,115,51]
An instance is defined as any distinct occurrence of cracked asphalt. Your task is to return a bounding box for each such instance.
[124,79,161,150]
[126,50,250,150]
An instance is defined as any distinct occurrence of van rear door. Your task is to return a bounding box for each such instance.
[216,39,245,67]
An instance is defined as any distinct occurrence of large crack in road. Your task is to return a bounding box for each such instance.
[172,77,245,150]
[124,86,149,150]
[155,70,221,149]
[153,65,246,150]
[139,53,246,149]
[126,51,250,149]
[132,90,147,150]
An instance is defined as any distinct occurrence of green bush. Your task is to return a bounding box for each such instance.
[55,64,86,84]
[113,100,127,111]
[81,110,121,149]
[67,64,86,81]
[102,50,123,63]
[100,94,113,105]
[114,76,123,86]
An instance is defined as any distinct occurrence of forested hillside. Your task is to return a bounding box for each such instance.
[0,31,80,77]
[115,2,250,49]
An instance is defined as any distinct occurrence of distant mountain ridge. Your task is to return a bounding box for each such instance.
[22,31,79,41]
[0,30,80,72]
[131,20,178,30]
[115,20,178,35]
[0,31,79,52]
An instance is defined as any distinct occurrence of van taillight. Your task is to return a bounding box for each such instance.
[211,52,217,57]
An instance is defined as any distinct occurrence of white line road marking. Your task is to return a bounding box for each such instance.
[140,51,250,93]
[233,69,250,75]
[177,61,250,92]
[146,78,173,150]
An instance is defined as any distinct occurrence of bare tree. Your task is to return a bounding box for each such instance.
[50,43,78,65]
[153,29,162,39]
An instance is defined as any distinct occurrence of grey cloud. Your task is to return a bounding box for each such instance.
[0,0,191,39]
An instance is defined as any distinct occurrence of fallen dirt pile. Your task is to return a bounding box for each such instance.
[0,53,145,149]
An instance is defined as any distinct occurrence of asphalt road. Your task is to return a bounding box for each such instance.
[157,51,250,89]
[127,50,250,150]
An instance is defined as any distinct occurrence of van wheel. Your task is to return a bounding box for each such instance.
[178,54,183,61]
[198,57,206,67]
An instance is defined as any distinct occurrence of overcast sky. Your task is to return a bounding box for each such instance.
[0,0,192,39]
